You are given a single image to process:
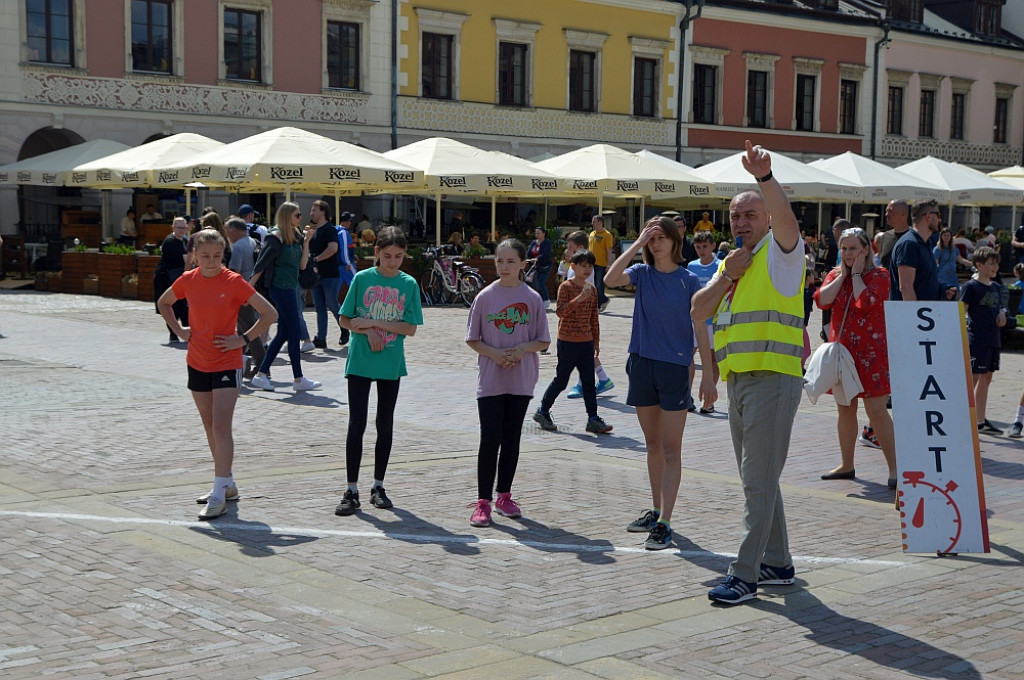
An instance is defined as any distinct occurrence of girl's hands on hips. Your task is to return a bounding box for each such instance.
[213,333,245,351]
[176,327,191,343]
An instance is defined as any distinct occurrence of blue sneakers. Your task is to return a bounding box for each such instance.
[566,384,583,399]
[758,564,795,585]
[595,378,614,395]
[708,576,758,604]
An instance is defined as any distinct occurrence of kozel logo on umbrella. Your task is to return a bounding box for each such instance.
[96,170,112,182]
[269,167,301,180]
[689,185,710,196]
[192,166,212,179]
[71,171,87,183]
[17,171,31,182]
[159,170,179,183]
[42,173,57,184]
[616,180,639,192]
[531,179,557,191]
[439,176,467,188]
[121,171,140,183]
[0,172,7,182]
[487,176,514,188]
[573,180,598,190]
[385,171,416,183]
[654,182,676,193]
[329,167,361,181]
[226,166,248,180]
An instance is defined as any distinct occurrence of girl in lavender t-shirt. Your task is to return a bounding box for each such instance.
[465,239,550,528]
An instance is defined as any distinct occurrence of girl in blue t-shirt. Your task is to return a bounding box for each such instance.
[334,226,423,517]
[465,239,550,528]
[604,217,717,551]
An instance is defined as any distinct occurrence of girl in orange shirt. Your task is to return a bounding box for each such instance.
[158,229,277,520]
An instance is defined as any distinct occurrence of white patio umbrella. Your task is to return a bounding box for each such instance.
[988,165,1024,226]
[897,156,1024,224]
[691,148,863,201]
[383,137,566,244]
[162,127,423,196]
[68,133,224,189]
[536,144,712,216]
[809,151,945,203]
[0,139,130,186]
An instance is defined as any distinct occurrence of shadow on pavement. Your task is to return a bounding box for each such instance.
[754,589,981,679]
[355,506,482,556]
[927,540,1024,568]
[489,515,616,564]
[980,455,1024,479]
[188,508,319,557]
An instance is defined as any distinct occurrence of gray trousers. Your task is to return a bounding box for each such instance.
[237,304,266,374]
[726,370,803,583]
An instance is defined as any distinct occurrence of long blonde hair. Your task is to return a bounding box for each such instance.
[274,201,300,245]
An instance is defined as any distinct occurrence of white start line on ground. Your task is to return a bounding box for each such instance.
[885,301,989,554]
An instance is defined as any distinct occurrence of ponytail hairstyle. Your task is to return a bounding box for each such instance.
[373,225,407,266]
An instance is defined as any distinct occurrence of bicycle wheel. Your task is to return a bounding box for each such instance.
[419,270,435,305]
[459,272,484,307]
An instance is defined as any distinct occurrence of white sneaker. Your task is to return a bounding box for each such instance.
[249,374,274,391]
[293,376,322,391]
[197,498,227,520]
[300,341,315,353]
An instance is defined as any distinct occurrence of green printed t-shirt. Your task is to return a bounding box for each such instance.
[340,267,423,380]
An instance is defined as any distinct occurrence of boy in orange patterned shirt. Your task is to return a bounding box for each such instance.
[533,250,613,434]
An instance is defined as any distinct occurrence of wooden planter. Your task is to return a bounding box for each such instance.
[61,251,99,294]
[97,253,137,298]
[135,255,160,302]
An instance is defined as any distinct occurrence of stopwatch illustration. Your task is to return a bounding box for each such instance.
[898,471,963,554]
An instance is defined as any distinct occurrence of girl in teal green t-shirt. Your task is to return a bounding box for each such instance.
[334,226,423,517]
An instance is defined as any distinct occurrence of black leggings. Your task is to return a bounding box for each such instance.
[346,375,401,484]
[476,394,531,500]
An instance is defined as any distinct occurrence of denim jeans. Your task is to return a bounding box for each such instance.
[312,276,342,342]
[260,286,304,379]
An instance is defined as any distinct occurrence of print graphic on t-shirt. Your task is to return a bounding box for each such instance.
[487,303,530,334]
[360,285,406,345]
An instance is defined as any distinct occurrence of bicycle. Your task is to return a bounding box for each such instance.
[419,246,485,307]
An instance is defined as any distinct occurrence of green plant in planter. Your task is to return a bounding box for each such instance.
[102,243,136,255]
[406,246,426,276]
[72,243,88,253]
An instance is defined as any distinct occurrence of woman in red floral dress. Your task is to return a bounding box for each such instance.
[814,227,898,489]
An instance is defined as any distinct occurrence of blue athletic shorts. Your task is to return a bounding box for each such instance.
[625,353,692,411]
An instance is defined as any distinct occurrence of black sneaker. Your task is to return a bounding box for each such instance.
[978,420,1003,435]
[532,410,557,431]
[370,486,393,509]
[1010,421,1023,438]
[334,489,360,516]
[758,564,795,585]
[644,522,673,550]
[339,328,350,346]
[313,337,327,349]
[626,509,660,533]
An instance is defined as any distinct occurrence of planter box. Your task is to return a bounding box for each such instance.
[97,253,137,298]
[136,255,160,302]
[61,251,99,294]
[46,272,62,291]
[83,276,99,295]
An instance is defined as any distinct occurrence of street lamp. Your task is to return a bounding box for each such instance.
[669,0,707,162]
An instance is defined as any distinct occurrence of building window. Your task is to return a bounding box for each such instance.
[422,32,453,100]
[839,79,857,135]
[26,0,74,65]
[919,89,935,137]
[887,86,904,135]
[569,50,596,112]
[976,1,1001,35]
[994,96,1009,144]
[746,70,768,128]
[950,92,966,140]
[498,42,528,106]
[131,0,173,73]
[888,0,924,23]
[224,7,261,81]
[633,57,658,118]
[326,21,359,89]
[795,74,816,131]
[692,63,716,124]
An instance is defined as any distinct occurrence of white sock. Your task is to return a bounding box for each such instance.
[226,473,235,488]
[348,483,359,494]
[596,366,609,382]
[209,476,232,503]
[1016,405,1024,423]
[372,479,384,489]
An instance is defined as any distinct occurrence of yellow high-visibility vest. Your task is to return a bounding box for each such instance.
[713,240,805,380]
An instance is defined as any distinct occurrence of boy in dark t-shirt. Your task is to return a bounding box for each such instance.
[960,246,1007,434]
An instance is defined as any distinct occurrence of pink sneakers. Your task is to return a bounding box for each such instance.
[470,499,492,527]
[494,492,522,518]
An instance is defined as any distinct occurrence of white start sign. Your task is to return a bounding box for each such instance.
[885,301,989,554]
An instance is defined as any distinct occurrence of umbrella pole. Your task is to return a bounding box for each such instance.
[817,203,824,239]
[491,196,497,242]
[598,193,604,216]
[947,202,953,226]
[185,188,192,216]
[101,190,111,241]
[436,192,442,246]
[544,198,549,227]
[1012,206,1017,230]
[640,196,645,227]
[335,191,341,226]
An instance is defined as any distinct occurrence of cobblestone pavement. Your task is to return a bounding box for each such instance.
[1,288,1023,680]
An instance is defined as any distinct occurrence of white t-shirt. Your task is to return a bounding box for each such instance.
[558,259,595,285]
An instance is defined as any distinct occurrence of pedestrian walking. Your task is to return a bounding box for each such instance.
[466,239,550,528]
[334,226,423,516]
[157,228,277,520]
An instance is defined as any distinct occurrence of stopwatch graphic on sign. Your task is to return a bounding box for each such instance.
[898,471,963,554]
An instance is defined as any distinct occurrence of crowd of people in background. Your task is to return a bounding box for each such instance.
[150,139,1022,608]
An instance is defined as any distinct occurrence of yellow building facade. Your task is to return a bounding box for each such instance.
[397,0,683,156]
